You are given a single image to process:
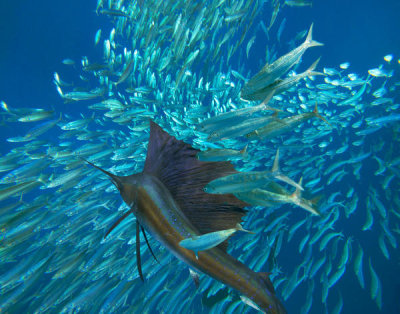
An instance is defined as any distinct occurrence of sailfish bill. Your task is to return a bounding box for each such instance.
[84,121,286,314]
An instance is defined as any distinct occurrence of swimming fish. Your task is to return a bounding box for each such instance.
[179,223,253,258]
[85,121,286,314]
[241,23,323,100]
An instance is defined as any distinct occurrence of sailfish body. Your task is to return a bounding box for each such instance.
[86,121,286,314]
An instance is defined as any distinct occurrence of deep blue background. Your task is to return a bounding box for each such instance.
[0,1,399,313]
[1,0,399,124]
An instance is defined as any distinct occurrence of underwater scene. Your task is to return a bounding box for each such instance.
[0,0,399,313]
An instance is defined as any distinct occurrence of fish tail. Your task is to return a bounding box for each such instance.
[235,223,255,234]
[294,177,303,198]
[305,23,324,47]
[312,103,332,127]
[260,90,275,107]
[306,57,325,77]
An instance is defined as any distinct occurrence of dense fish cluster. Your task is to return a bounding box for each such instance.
[1,0,399,313]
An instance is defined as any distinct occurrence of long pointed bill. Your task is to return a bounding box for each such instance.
[82,158,122,190]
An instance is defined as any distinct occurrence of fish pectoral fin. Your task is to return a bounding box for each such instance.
[136,221,144,282]
[104,209,133,239]
[140,225,159,264]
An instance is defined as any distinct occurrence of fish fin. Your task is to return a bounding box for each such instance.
[264,181,289,195]
[144,121,248,250]
[141,225,159,264]
[258,272,276,294]
[240,144,248,155]
[272,148,280,173]
[311,194,323,205]
[136,221,144,282]
[306,57,325,76]
[271,149,304,191]
[104,209,133,239]
[295,177,303,197]
[260,90,275,107]
[235,223,255,234]
[305,23,324,47]
[189,269,200,289]
[312,103,332,127]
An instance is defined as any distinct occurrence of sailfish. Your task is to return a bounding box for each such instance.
[84,121,286,314]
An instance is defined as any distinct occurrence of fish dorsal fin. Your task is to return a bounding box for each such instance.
[144,121,248,251]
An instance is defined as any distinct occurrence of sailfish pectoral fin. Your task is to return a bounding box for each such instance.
[140,225,159,264]
[136,221,144,282]
[104,209,133,239]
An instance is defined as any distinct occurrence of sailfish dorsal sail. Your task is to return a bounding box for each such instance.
[143,121,249,251]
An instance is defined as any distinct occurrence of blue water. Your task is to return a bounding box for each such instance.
[1,1,399,313]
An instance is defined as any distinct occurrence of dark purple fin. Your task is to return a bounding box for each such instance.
[136,221,144,282]
[141,225,159,263]
[144,121,249,251]
[104,209,133,239]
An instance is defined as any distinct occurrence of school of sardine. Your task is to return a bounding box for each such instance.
[0,0,399,313]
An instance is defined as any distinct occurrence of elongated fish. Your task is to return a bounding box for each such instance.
[247,103,329,139]
[204,148,303,194]
[85,121,286,314]
[179,223,253,258]
[244,58,325,100]
[241,23,323,99]
[196,145,248,162]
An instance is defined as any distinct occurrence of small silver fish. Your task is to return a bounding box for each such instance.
[179,223,253,258]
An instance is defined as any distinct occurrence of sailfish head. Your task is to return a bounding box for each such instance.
[82,157,158,282]
[82,158,140,209]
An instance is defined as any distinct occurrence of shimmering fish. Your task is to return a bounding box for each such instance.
[204,148,303,194]
[114,60,134,86]
[196,145,248,162]
[179,223,253,258]
[244,58,324,100]
[284,0,313,7]
[241,24,323,100]
[247,103,329,139]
